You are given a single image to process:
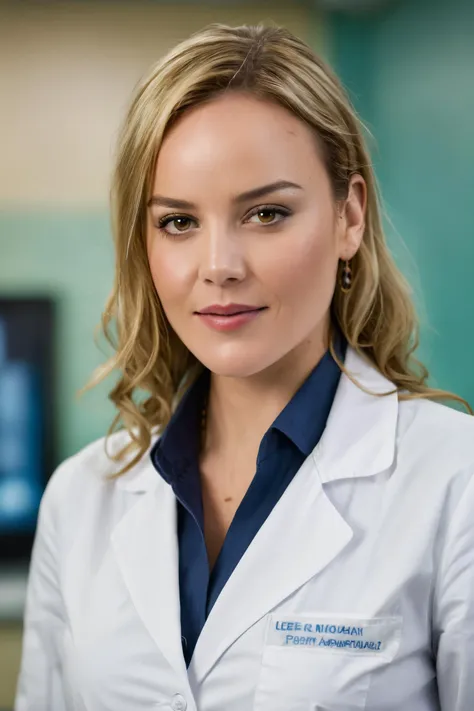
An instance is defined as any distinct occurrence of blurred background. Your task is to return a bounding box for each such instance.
[0,0,473,705]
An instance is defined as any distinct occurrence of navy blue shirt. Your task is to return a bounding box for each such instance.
[151,335,346,667]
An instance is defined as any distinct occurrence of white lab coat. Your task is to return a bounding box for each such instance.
[15,347,474,711]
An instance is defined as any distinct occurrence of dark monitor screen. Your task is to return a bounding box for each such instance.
[0,297,55,561]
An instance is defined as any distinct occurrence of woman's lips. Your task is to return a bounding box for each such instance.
[196,307,266,332]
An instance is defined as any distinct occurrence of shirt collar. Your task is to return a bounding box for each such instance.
[271,329,346,456]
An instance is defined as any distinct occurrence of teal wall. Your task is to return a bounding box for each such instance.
[329,0,474,406]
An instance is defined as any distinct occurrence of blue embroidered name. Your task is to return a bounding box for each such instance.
[284,635,382,650]
[275,621,364,636]
[267,615,400,656]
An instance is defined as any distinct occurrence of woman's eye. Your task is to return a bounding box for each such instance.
[247,207,290,225]
[157,215,196,236]
[156,206,290,235]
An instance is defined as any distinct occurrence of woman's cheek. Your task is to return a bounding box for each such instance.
[148,246,193,307]
[267,230,337,305]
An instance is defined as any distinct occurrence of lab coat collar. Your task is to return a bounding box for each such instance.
[112,440,160,493]
[110,346,399,687]
[315,345,398,483]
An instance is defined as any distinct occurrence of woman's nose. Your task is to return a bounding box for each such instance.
[198,228,247,286]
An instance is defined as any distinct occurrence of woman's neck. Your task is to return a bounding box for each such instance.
[203,333,328,462]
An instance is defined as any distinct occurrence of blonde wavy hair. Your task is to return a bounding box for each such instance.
[87,23,471,475]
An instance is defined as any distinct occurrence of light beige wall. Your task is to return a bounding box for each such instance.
[0,1,319,209]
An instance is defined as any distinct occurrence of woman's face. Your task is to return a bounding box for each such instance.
[147,92,365,378]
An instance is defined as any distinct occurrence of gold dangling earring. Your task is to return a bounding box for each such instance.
[339,259,353,293]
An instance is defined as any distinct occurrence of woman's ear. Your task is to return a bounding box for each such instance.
[338,173,366,260]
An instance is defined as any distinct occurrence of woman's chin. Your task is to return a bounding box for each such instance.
[195,347,280,379]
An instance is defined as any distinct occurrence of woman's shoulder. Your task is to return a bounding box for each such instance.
[40,429,160,518]
[397,396,474,474]
[399,394,474,436]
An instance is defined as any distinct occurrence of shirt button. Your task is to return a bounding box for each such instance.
[171,693,187,711]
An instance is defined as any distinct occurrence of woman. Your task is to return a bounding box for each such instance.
[16,23,474,711]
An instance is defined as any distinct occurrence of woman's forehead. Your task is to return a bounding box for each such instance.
[152,94,325,200]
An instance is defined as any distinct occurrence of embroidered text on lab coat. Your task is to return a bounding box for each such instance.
[266,615,402,657]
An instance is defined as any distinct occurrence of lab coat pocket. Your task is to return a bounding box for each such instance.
[254,613,402,711]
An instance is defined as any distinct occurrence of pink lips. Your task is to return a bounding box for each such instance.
[196,304,266,332]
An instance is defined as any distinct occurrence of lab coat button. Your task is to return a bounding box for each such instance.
[171,693,187,711]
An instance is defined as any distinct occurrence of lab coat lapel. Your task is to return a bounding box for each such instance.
[111,469,187,681]
[189,453,353,683]
[189,348,398,684]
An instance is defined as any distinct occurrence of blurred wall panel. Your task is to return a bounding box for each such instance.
[0,2,320,462]
[330,0,474,406]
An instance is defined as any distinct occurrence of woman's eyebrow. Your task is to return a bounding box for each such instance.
[147,180,303,209]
